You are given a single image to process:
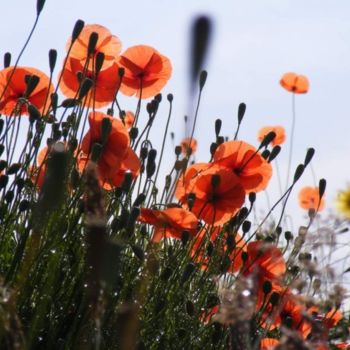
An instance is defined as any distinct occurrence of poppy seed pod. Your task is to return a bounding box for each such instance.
[129,127,138,140]
[167,93,173,102]
[248,192,256,204]
[242,220,251,234]
[285,231,293,241]
[237,102,246,124]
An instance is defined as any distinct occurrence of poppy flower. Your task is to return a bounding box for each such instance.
[138,207,198,242]
[181,165,245,226]
[78,147,140,191]
[257,126,286,146]
[298,186,325,211]
[260,338,279,350]
[243,241,286,282]
[180,137,197,156]
[0,66,54,116]
[280,72,309,94]
[118,45,172,99]
[59,57,120,108]
[67,24,122,71]
[213,140,273,193]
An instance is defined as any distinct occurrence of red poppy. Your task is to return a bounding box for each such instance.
[257,126,286,146]
[60,57,120,108]
[178,165,245,226]
[118,45,172,99]
[67,24,122,71]
[0,66,54,116]
[180,137,197,156]
[260,338,279,350]
[138,207,198,242]
[243,241,286,282]
[298,186,325,211]
[213,140,273,193]
[280,72,309,94]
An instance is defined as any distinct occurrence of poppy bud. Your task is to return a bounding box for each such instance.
[3,52,11,68]
[36,0,45,15]
[50,92,58,114]
[226,234,235,251]
[261,149,270,160]
[15,178,25,190]
[206,241,214,257]
[140,147,148,160]
[101,117,112,145]
[161,266,173,281]
[268,146,281,162]
[293,164,304,182]
[217,136,224,145]
[181,262,196,284]
[155,94,162,103]
[167,93,173,102]
[131,244,144,261]
[28,104,41,123]
[210,142,218,156]
[7,163,21,175]
[94,52,105,75]
[237,102,246,124]
[0,160,7,172]
[269,292,280,306]
[186,300,195,317]
[187,192,196,210]
[48,49,57,73]
[319,178,326,199]
[24,75,40,98]
[147,149,157,163]
[72,19,85,42]
[133,193,146,207]
[248,192,256,204]
[0,145,4,158]
[215,119,222,137]
[88,32,99,56]
[170,132,175,140]
[118,67,125,78]
[175,145,182,156]
[275,226,282,236]
[262,280,272,295]
[0,174,9,189]
[220,255,231,273]
[198,70,208,91]
[5,190,14,203]
[61,98,79,108]
[304,147,315,167]
[260,131,276,148]
[242,220,251,234]
[121,172,133,193]
[78,78,93,100]
[211,174,220,188]
[107,108,114,116]
[285,231,293,241]
[19,199,30,212]
[238,207,248,221]
[181,230,190,246]
[129,127,138,140]
[68,138,78,152]
[90,143,103,162]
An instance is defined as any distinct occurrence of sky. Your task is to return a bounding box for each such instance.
[1,0,350,232]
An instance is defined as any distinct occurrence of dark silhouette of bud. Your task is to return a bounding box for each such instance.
[167,93,173,102]
[181,230,190,246]
[90,143,103,162]
[61,98,79,108]
[199,70,208,91]
[248,192,256,204]
[129,127,138,140]
[4,52,11,68]
[7,163,21,175]
[24,75,40,97]
[72,19,85,42]
[304,147,315,167]
[48,49,57,73]
[101,117,112,145]
[263,280,272,294]
[36,0,45,15]
[268,145,281,162]
[121,172,133,193]
[95,52,105,74]
[78,78,93,100]
[293,164,304,182]
[215,119,222,137]
[88,32,99,56]
[181,263,196,284]
[319,178,326,198]
[237,103,246,124]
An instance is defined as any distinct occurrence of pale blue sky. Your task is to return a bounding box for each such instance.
[2,0,350,227]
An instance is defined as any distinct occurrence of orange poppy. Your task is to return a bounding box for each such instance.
[243,241,286,282]
[213,140,273,193]
[78,146,140,191]
[67,24,122,71]
[280,72,309,94]
[118,45,172,99]
[260,338,279,350]
[59,57,120,108]
[0,66,54,116]
[138,207,198,242]
[257,126,286,146]
[180,137,197,156]
[181,165,245,226]
[298,186,325,211]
